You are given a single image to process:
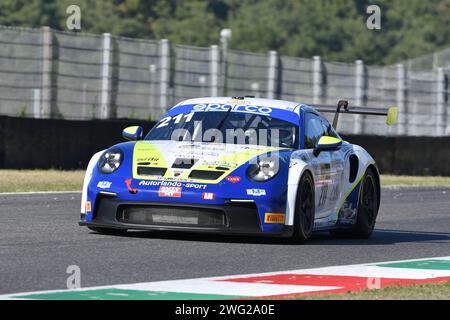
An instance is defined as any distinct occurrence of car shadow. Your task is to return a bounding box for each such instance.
[308,229,450,246]
[90,228,450,246]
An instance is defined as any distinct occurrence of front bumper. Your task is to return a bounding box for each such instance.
[79,197,292,237]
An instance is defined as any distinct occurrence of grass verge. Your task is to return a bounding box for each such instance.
[0,170,449,193]
[381,175,450,187]
[0,170,85,192]
[294,281,450,300]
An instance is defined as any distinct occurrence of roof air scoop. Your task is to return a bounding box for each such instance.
[172,158,198,169]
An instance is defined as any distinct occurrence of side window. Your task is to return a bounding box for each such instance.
[304,113,327,149]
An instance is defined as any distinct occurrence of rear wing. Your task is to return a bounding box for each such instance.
[313,100,398,130]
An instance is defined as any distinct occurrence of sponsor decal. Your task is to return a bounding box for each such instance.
[229,98,251,105]
[264,213,285,224]
[136,157,159,162]
[247,189,267,196]
[177,150,221,158]
[137,180,207,190]
[139,180,183,187]
[125,179,138,194]
[202,192,216,200]
[226,176,241,183]
[205,161,238,169]
[185,183,207,190]
[85,201,91,213]
[97,181,112,189]
[159,186,182,198]
[172,170,183,178]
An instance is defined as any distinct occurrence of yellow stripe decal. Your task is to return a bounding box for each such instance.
[133,141,168,179]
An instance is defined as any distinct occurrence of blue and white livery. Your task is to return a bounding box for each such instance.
[79,97,393,242]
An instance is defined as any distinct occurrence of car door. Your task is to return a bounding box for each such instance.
[303,112,332,220]
[319,116,345,218]
[303,112,344,221]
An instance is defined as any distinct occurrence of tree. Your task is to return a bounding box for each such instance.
[0,0,448,64]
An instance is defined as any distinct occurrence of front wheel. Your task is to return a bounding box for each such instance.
[353,167,379,238]
[331,167,379,239]
[292,172,315,243]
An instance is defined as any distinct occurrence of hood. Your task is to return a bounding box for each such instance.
[132,140,286,184]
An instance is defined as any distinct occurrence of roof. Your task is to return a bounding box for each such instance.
[173,97,302,112]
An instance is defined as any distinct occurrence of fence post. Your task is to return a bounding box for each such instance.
[354,60,364,134]
[159,39,170,113]
[396,64,407,135]
[148,64,157,119]
[312,56,322,104]
[99,33,112,119]
[41,26,53,118]
[267,51,278,99]
[210,45,219,97]
[446,72,450,136]
[436,68,446,136]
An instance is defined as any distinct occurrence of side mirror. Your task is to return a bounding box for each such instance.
[313,136,342,157]
[122,126,143,141]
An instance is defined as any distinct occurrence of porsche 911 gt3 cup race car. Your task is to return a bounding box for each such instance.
[79,97,397,242]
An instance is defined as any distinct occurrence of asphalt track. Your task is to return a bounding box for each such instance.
[0,187,449,295]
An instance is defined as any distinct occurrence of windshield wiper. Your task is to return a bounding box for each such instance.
[216,107,232,131]
[205,107,232,143]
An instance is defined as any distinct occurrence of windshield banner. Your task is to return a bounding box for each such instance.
[166,103,299,125]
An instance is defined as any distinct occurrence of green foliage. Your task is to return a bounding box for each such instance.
[18,102,28,117]
[0,0,449,64]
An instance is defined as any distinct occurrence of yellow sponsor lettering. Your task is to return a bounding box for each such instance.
[264,213,285,224]
[86,201,91,213]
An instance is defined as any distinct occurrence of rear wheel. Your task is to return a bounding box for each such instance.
[331,167,379,239]
[292,172,315,243]
[88,226,127,235]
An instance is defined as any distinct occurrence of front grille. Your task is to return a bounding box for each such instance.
[117,205,226,227]
[189,170,225,180]
[137,166,167,176]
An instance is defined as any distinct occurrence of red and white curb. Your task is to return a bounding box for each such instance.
[2,256,450,300]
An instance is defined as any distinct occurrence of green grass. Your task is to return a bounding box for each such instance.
[0,170,84,192]
[295,281,450,300]
[381,175,450,187]
[0,170,449,193]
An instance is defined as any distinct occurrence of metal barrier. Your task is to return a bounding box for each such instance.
[1,115,449,175]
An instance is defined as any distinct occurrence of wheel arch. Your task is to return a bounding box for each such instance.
[81,150,104,214]
[286,159,315,226]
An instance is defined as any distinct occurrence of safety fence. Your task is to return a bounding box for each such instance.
[0,25,449,136]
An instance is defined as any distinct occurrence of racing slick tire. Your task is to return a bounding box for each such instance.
[292,171,315,243]
[88,226,128,235]
[330,167,379,239]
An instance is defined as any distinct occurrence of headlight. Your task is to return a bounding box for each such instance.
[98,149,123,174]
[246,157,280,182]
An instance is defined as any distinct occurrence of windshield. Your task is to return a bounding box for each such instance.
[146,111,298,148]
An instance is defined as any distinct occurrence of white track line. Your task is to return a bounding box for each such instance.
[1,256,450,299]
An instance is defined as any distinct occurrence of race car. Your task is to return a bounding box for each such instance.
[79,97,397,242]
